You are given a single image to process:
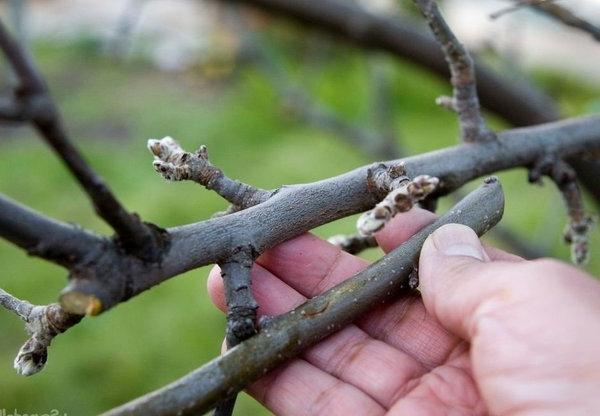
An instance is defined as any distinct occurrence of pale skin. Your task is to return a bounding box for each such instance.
[207,208,600,415]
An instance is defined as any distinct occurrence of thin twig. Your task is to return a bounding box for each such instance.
[235,19,400,160]
[529,157,594,265]
[413,0,493,143]
[490,0,553,20]
[0,288,83,376]
[213,251,258,416]
[0,19,165,260]
[148,137,271,209]
[103,178,504,416]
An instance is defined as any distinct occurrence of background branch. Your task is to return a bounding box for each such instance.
[219,0,600,205]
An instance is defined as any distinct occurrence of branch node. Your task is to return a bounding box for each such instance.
[1,289,82,376]
[359,168,439,235]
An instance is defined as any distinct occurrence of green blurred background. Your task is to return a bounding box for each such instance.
[0,7,599,416]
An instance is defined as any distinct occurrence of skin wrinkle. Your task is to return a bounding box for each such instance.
[309,247,345,298]
[255,360,296,407]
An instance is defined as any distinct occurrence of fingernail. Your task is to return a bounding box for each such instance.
[431,224,487,261]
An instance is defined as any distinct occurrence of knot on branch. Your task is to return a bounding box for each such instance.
[359,166,439,235]
[529,157,595,265]
[227,306,258,345]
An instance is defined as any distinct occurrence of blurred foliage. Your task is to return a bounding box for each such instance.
[0,28,598,415]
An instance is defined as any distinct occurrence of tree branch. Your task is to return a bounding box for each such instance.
[213,250,258,416]
[0,288,83,376]
[103,178,504,416]
[413,0,493,142]
[0,19,166,260]
[223,0,559,125]
[531,1,600,41]
[218,0,600,205]
[235,18,402,160]
[529,157,594,265]
[58,115,600,316]
[492,1,600,42]
[148,137,271,209]
[0,193,104,267]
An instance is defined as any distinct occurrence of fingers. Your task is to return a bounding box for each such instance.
[419,224,600,414]
[208,264,428,408]
[256,208,436,299]
[418,223,515,340]
[418,223,595,341]
[248,360,385,416]
[374,207,437,253]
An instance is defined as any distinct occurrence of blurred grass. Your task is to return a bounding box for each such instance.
[0,38,598,415]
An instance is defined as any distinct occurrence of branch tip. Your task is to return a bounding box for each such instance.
[1,289,82,376]
[148,137,270,209]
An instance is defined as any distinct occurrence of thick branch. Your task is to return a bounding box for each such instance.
[224,0,559,125]
[148,137,271,209]
[413,0,492,142]
[103,178,504,416]
[59,115,600,315]
[0,19,165,260]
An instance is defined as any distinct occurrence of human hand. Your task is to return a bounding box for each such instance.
[208,208,600,415]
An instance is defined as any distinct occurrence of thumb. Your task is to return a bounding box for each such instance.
[418,223,513,340]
